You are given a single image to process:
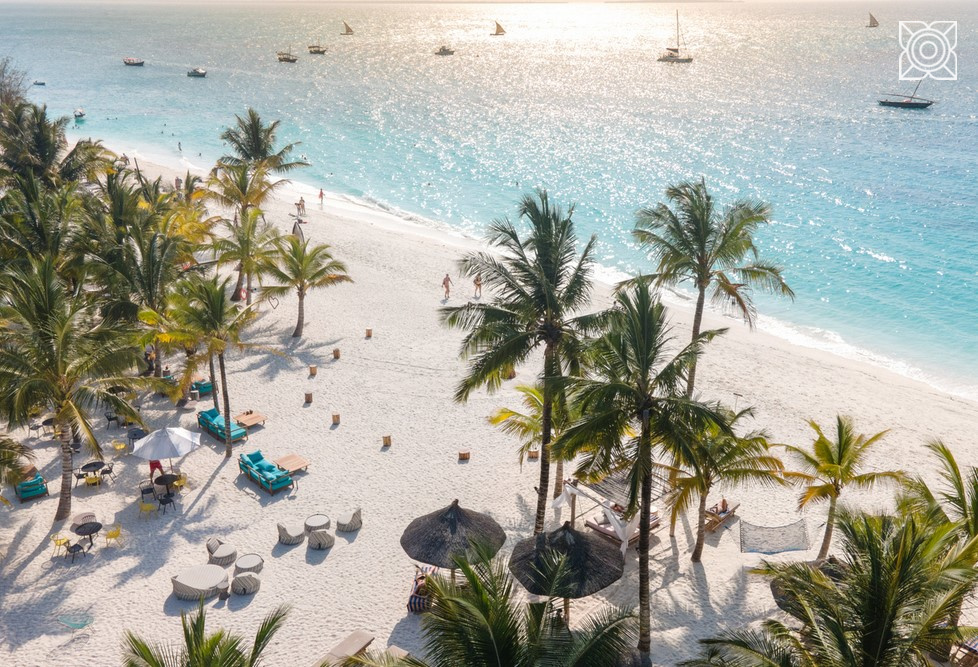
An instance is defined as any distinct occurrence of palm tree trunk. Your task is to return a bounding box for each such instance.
[153,342,163,378]
[218,352,232,458]
[691,491,709,563]
[553,459,564,499]
[637,449,653,664]
[54,421,73,521]
[231,264,244,302]
[685,285,707,398]
[245,270,252,306]
[817,496,837,561]
[534,345,557,535]
[209,353,219,412]
[293,289,305,338]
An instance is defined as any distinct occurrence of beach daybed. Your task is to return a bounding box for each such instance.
[586,512,660,545]
[172,564,229,600]
[239,451,294,494]
[14,472,49,503]
[318,629,375,665]
[191,379,213,396]
[407,565,437,613]
[197,408,248,443]
[278,523,305,545]
[706,500,740,532]
[206,537,237,567]
[336,507,362,533]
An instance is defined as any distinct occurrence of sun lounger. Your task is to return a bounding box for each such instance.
[14,472,48,503]
[705,502,740,532]
[585,514,660,545]
[239,450,294,494]
[318,629,375,665]
[233,411,267,428]
[197,408,248,443]
[407,565,437,613]
[191,379,213,396]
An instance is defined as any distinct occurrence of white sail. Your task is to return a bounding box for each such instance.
[494,21,505,36]
[342,21,354,35]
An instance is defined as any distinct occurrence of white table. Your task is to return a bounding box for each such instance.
[234,553,264,575]
[304,514,331,533]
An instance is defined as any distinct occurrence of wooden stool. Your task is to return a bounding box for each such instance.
[331,414,340,426]
[382,435,392,447]
[458,451,470,461]
[304,392,313,404]
[365,328,373,339]
[527,450,540,460]
[333,348,340,360]
[309,365,317,377]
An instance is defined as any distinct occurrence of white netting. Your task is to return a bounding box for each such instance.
[740,519,810,554]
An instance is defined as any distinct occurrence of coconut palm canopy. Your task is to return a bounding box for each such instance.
[509,521,624,599]
[400,499,506,568]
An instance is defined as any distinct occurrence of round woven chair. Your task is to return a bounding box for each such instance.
[231,572,261,595]
[309,529,335,550]
[205,537,237,567]
[336,507,362,533]
[277,523,305,545]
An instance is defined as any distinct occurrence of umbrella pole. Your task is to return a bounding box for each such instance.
[570,491,577,529]
[564,597,570,625]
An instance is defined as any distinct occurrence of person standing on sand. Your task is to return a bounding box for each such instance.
[318,189,324,206]
[299,197,306,215]
[295,201,302,216]
[473,274,482,298]
[442,273,454,299]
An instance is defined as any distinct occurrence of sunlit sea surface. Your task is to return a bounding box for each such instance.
[3,1,978,398]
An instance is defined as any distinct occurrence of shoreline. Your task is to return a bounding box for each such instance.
[87,131,978,406]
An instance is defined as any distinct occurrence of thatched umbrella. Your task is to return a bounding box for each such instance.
[509,521,624,622]
[400,499,506,581]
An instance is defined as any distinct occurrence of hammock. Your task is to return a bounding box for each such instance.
[740,518,810,554]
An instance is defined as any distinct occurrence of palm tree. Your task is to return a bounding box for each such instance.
[219,107,309,174]
[782,415,901,561]
[0,175,85,274]
[260,235,352,338]
[661,408,785,563]
[553,279,724,665]
[123,600,289,667]
[680,511,978,667]
[0,256,142,520]
[165,172,217,248]
[210,208,280,305]
[633,179,793,396]
[350,551,637,667]
[0,56,28,110]
[207,161,285,227]
[898,439,978,659]
[166,274,255,457]
[441,189,597,535]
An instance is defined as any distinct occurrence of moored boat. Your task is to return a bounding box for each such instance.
[878,80,934,109]
[867,13,879,28]
[341,21,354,36]
[187,67,206,78]
[33,80,45,86]
[657,11,692,63]
[308,43,326,54]
[277,49,298,63]
[435,45,455,56]
[73,108,85,119]
[491,21,505,36]
[123,57,144,66]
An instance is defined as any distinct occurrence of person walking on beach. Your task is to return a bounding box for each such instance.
[318,189,325,207]
[299,197,306,215]
[442,273,454,300]
[473,274,483,298]
[295,201,302,217]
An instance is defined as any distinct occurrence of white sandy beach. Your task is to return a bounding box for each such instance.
[2,150,977,666]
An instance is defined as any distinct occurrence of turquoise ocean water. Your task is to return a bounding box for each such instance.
[2,1,977,397]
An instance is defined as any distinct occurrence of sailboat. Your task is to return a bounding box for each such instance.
[491,21,505,36]
[867,13,879,28]
[341,21,354,36]
[878,79,934,109]
[277,48,298,63]
[435,45,455,56]
[657,11,692,63]
[308,39,326,54]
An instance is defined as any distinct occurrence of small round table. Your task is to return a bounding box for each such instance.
[155,473,180,496]
[80,461,105,474]
[73,521,103,549]
[234,553,264,575]
[127,428,146,447]
[304,514,331,534]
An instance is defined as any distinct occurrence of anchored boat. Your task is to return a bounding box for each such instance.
[277,49,298,63]
[878,80,934,109]
[658,11,692,63]
[187,67,206,78]
[435,45,455,56]
[123,57,144,66]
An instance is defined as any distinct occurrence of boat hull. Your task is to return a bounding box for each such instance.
[657,56,693,63]
[878,100,933,109]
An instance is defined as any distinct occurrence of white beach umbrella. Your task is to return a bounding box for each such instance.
[131,427,201,462]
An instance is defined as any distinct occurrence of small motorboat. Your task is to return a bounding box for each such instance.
[73,108,85,119]
[277,49,298,63]
[123,57,145,66]
[435,46,455,56]
[33,80,45,86]
[187,67,206,78]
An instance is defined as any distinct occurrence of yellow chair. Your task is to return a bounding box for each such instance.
[105,524,123,546]
[51,534,70,556]
[172,473,188,493]
[112,440,128,457]
[85,474,101,487]
[0,495,11,508]
[138,500,157,519]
